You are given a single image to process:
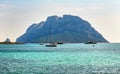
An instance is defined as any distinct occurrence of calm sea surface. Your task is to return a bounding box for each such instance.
[0,43,120,74]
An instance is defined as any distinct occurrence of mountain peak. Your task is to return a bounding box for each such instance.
[63,14,81,19]
[46,15,61,21]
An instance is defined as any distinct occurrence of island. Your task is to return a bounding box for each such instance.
[0,38,24,44]
[16,15,108,43]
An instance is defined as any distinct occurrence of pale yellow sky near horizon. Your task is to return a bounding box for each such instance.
[0,0,120,42]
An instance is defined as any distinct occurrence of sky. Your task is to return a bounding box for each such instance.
[0,0,120,42]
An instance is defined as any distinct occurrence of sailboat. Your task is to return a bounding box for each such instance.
[57,41,63,44]
[57,42,63,44]
[46,42,57,47]
[85,33,97,44]
[45,24,57,47]
[85,41,96,44]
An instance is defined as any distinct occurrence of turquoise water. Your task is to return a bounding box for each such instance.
[0,43,120,74]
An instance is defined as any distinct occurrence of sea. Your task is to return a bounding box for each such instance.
[0,43,120,74]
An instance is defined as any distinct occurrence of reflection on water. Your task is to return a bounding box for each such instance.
[0,43,120,74]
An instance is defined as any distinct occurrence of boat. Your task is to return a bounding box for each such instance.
[45,24,57,47]
[57,42,63,44]
[85,33,97,44]
[85,41,97,44]
[45,42,57,47]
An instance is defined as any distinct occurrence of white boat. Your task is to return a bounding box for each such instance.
[45,42,57,47]
[85,33,97,44]
[45,24,57,47]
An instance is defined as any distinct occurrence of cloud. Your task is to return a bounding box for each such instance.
[0,4,8,8]
[0,3,12,9]
[0,3,13,17]
[86,6,104,10]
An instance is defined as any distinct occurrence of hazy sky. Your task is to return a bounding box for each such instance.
[0,0,120,42]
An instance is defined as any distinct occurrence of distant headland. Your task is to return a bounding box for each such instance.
[0,38,24,44]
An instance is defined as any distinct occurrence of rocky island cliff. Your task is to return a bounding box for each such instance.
[16,15,108,43]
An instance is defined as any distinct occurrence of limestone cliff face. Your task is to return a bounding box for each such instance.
[16,15,108,43]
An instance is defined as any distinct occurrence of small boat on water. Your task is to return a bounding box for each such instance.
[57,42,63,44]
[85,41,97,44]
[45,24,58,47]
[85,34,97,44]
[45,42,57,47]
